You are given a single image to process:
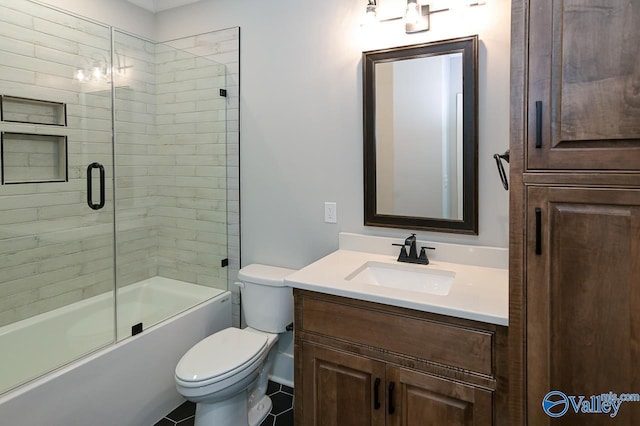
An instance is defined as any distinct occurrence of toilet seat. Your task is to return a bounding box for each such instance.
[175,327,268,388]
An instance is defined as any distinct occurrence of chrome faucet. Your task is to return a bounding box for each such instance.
[392,234,435,265]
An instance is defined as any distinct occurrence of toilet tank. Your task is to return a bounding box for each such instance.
[237,264,295,333]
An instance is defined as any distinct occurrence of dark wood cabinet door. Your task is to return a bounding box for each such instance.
[527,0,640,170]
[301,342,386,426]
[526,186,640,424]
[386,366,492,426]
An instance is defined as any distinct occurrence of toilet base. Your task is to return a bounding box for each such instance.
[194,391,248,426]
[191,393,272,426]
[248,395,272,426]
[178,328,281,426]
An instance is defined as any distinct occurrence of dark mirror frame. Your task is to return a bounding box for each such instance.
[363,35,478,235]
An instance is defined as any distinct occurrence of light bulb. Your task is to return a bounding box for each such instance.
[362,2,377,27]
[366,5,376,19]
[75,69,86,81]
[405,1,420,25]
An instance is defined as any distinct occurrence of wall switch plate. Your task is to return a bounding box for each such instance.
[324,202,337,223]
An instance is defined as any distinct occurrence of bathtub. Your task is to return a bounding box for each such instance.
[0,277,232,426]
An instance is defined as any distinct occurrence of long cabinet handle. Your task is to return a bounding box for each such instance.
[374,378,381,410]
[535,207,542,255]
[388,381,395,415]
[87,162,105,210]
[535,101,543,148]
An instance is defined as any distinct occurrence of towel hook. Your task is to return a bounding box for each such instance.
[493,150,510,191]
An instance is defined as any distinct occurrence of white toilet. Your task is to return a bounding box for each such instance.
[175,264,295,426]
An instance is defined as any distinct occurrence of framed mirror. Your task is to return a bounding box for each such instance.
[363,35,478,234]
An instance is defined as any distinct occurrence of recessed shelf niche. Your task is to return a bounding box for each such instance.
[0,95,67,126]
[1,132,68,184]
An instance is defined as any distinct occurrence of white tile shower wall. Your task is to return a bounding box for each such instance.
[2,134,67,183]
[114,34,159,287]
[152,44,228,290]
[164,28,241,326]
[0,2,232,326]
[0,0,114,326]
[110,34,230,290]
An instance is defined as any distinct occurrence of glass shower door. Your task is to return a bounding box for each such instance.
[113,31,228,341]
[0,1,115,394]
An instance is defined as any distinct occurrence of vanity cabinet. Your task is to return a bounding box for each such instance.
[385,365,493,426]
[510,0,640,423]
[299,343,383,425]
[294,289,507,426]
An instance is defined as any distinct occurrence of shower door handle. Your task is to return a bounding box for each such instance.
[87,162,105,210]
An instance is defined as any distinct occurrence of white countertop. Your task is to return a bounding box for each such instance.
[285,248,508,326]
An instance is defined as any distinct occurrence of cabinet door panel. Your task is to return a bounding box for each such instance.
[386,366,492,426]
[302,342,385,426]
[528,0,640,170]
[527,186,640,424]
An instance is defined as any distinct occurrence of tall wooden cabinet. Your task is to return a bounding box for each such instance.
[510,0,640,424]
[526,0,640,170]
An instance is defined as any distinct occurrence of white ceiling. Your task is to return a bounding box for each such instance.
[125,0,202,13]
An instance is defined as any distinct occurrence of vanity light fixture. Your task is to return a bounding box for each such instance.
[74,53,131,83]
[75,61,110,83]
[404,1,430,33]
[365,0,378,25]
[363,0,487,34]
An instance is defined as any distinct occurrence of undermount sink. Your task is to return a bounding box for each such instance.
[345,261,455,296]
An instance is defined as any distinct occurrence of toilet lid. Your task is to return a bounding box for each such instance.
[176,327,268,383]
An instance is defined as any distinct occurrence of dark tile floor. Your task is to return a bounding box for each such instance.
[153,381,293,426]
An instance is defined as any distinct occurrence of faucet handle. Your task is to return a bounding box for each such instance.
[418,246,436,264]
[392,243,409,260]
